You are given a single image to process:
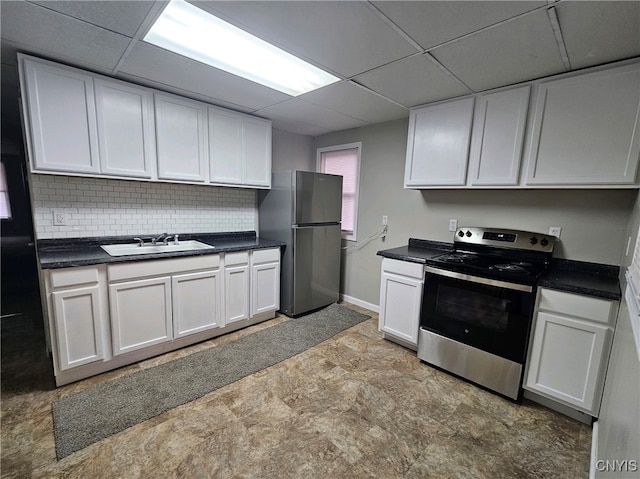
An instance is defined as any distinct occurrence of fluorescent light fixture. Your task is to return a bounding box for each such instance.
[144,0,340,96]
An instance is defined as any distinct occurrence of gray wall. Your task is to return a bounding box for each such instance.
[314,118,637,306]
[271,128,315,172]
[596,190,640,478]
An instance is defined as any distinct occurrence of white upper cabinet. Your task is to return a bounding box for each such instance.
[404,59,640,189]
[209,108,243,185]
[468,86,530,186]
[19,54,271,189]
[243,117,272,188]
[154,93,208,183]
[209,107,272,188]
[21,57,100,174]
[525,63,640,186]
[94,79,155,178]
[405,97,475,187]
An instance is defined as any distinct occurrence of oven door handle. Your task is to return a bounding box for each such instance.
[424,266,533,293]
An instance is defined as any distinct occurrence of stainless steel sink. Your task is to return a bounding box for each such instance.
[101,240,215,257]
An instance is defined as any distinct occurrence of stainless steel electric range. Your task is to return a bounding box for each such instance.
[418,227,555,400]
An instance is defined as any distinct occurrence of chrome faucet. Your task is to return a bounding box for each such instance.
[151,232,170,245]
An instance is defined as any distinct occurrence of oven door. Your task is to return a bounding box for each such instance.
[420,267,535,364]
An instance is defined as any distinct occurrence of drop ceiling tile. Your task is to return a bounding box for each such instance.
[118,42,291,111]
[555,1,640,69]
[257,99,369,133]
[354,54,472,107]
[372,1,546,50]
[28,0,155,37]
[0,1,131,71]
[299,81,408,124]
[193,1,417,77]
[268,117,332,137]
[430,9,566,92]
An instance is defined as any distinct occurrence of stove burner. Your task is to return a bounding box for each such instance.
[490,262,534,273]
[435,253,478,264]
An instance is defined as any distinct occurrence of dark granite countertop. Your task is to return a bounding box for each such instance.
[539,259,621,301]
[377,238,453,263]
[38,231,285,269]
[378,238,621,301]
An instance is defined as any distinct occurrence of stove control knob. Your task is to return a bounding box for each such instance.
[529,236,538,245]
[465,231,472,237]
[540,238,549,247]
[458,230,464,237]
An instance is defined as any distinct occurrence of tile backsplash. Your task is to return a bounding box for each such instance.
[31,175,256,239]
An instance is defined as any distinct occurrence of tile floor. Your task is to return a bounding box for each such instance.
[1,303,591,478]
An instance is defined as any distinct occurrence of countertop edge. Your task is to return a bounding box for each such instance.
[37,232,286,269]
[378,240,622,301]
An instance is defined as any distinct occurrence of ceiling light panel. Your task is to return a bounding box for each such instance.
[143,0,340,96]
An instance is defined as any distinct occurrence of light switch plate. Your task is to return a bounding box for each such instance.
[449,219,458,232]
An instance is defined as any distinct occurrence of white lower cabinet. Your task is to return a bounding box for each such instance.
[172,270,223,338]
[44,249,280,385]
[251,248,281,316]
[224,252,250,324]
[378,258,424,348]
[49,267,107,371]
[109,276,173,355]
[525,288,618,416]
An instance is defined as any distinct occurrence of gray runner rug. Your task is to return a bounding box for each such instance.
[51,303,369,460]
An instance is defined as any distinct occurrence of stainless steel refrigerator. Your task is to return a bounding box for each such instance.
[258,171,343,317]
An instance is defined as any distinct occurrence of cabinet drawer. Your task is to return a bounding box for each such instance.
[108,255,219,282]
[382,258,424,279]
[252,248,280,264]
[225,251,249,266]
[538,288,616,325]
[50,265,100,289]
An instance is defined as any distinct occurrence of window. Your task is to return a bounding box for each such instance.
[0,162,11,220]
[317,142,361,241]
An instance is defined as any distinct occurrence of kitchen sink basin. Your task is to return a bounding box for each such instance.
[101,240,215,257]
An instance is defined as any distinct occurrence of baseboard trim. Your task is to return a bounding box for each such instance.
[340,294,378,313]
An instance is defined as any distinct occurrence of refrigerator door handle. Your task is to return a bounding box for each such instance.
[293,223,341,229]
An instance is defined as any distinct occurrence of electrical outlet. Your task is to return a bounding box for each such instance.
[549,226,562,238]
[449,219,458,232]
[53,210,66,226]
[382,215,388,226]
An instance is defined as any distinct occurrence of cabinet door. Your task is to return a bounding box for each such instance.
[109,276,172,355]
[52,285,105,370]
[404,97,474,187]
[252,262,280,316]
[525,311,610,413]
[21,58,99,174]
[209,108,243,185]
[172,270,223,338]
[155,93,207,182]
[209,109,272,188]
[94,79,155,178]
[243,117,272,187]
[468,86,530,186]
[225,264,250,324]
[525,63,640,185]
[378,271,423,346]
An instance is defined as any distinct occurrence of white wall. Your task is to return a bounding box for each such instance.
[30,175,256,239]
[314,118,637,306]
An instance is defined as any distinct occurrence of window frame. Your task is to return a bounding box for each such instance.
[316,142,361,242]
